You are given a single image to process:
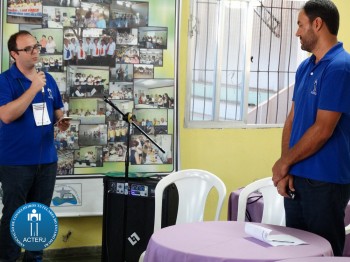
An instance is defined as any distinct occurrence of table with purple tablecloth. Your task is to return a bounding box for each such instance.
[276,257,350,262]
[144,221,333,262]
[228,188,350,257]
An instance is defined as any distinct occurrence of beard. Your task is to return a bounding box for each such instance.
[300,28,317,53]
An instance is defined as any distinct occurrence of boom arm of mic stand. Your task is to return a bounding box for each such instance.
[103,96,165,153]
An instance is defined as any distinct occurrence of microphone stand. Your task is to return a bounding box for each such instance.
[103,96,165,261]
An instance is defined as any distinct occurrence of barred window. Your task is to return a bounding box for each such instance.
[185,0,307,128]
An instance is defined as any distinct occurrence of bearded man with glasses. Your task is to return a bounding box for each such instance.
[0,30,70,262]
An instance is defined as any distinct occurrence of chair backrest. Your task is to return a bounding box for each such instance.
[153,169,226,232]
[345,224,350,235]
[237,177,285,226]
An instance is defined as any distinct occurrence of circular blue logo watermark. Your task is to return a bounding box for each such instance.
[10,202,58,251]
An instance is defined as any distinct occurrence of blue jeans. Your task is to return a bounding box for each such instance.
[284,176,350,256]
[0,163,57,262]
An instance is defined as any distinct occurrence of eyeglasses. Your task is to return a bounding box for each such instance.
[15,44,41,55]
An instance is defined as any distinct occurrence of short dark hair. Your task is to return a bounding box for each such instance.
[8,30,33,54]
[303,0,339,35]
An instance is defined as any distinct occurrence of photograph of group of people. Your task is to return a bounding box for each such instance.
[134,79,174,109]
[42,6,76,28]
[109,1,148,28]
[108,82,133,100]
[115,45,140,64]
[54,120,80,150]
[74,146,103,168]
[78,124,108,147]
[4,0,175,176]
[134,64,153,78]
[36,54,64,72]
[68,98,106,124]
[105,100,134,122]
[110,64,134,81]
[107,120,128,143]
[68,66,109,98]
[138,27,168,49]
[57,151,75,175]
[129,135,173,165]
[103,142,127,162]
[61,28,116,67]
[116,28,138,45]
[132,109,169,135]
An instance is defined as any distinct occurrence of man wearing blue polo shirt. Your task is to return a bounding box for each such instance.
[0,31,70,261]
[272,0,350,256]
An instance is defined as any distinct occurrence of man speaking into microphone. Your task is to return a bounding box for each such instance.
[0,30,70,262]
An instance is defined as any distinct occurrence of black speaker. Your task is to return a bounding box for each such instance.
[102,176,178,262]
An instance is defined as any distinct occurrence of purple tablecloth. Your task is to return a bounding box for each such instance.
[144,221,333,262]
[228,189,350,257]
[276,257,350,262]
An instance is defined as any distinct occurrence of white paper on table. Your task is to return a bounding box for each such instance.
[244,223,307,246]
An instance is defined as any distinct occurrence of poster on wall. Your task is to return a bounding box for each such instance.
[0,0,178,216]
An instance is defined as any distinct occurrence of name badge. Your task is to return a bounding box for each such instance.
[32,102,51,126]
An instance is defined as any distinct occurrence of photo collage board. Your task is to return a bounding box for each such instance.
[2,0,178,177]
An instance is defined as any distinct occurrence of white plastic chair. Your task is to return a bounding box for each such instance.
[237,177,286,226]
[139,169,227,261]
[346,225,350,235]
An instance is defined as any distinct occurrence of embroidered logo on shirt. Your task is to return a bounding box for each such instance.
[311,80,317,95]
[47,88,54,99]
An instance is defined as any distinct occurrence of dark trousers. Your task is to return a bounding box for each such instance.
[284,176,350,256]
[0,163,57,262]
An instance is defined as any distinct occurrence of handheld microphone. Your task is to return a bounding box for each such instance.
[35,62,45,93]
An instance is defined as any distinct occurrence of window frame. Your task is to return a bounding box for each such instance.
[184,0,304,129]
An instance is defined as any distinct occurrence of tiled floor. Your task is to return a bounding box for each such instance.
[18,247,102,262]
[44,254,101,262]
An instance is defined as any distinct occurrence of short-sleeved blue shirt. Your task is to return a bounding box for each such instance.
[0,63,63,165]
[290,42,350,184]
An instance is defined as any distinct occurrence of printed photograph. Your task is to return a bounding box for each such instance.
[57,150,75,175]
[50,71,68,94]
[110,64,134,82]
[108,82,133,100]
[54,119,80,150]
[133,64,153,79]
[31,28,64,55]
[69,98,106,124]
[115,45,140,64]
[102,142,127,162]
[74,146,103,167]
[42,6,76,28]
[139,48,163,67]
[138,26,168,49]
[7,0,42,25]
[134,79,174,109]
[75,2,110,28]
[78,124,108,146]
[109,1,149,28]
[116,28,138,45]
[132,108,168,135]
[67,66,109,98]
[129,134,173,165]
[36,54,64,72]
[63,27,116,67]
[105,100,134,122]
[43,0,81,8]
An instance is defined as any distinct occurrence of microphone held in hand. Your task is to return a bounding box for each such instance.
[35,62,42,72]
[35,62,45,93]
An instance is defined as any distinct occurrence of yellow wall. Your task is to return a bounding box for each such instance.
[50,0,350,249]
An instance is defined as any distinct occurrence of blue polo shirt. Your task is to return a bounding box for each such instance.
[290,42,350,184]
[0,63,63,165]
